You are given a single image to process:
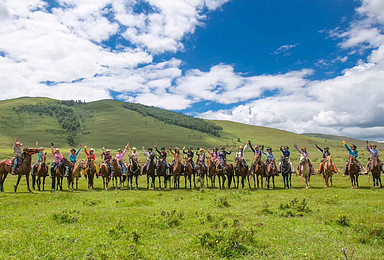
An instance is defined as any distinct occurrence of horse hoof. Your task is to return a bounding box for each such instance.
[28,189,32,193]
[306,186,309,189]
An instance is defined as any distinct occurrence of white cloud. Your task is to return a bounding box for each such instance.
[273,44,299,56]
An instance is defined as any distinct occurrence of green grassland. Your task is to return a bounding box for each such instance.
[0,174,383,259]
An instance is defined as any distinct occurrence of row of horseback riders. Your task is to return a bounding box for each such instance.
[10,137,382,178]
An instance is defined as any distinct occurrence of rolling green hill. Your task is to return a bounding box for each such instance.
[0,97,376,167]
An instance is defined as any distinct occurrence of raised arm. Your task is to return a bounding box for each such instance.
[280,145,284,154]
[51,142,55,155]
[84,146,90,156]
[76,145,82,156]
[294,144,302,155]
[315,144,323,153]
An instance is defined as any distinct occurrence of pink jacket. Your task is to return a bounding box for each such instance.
[208,151,219,162]
[51,146,63,164]
[115,148,127,161]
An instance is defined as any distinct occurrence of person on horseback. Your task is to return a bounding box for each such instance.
[32,141,46,176]
[235,144,249,171]
[155,144,169,169]
[365,141,382,174]
[294,144,315,175]
[342,141,363,176]
[207,147,219,163]
[66,144,82,178]
[127,144,139,162]
[278,144,294,174]
[84,146,99,175]
[316,144,338,175]
[195,148,208,172]
[142,147,156,175]
[169,146,183,173]
[50,143,63,178]
[11,137,23,175]
[183,146,195,170]
[115,144,128,175]
[218,146,232,168]
[248,141,263,158]
[101,147,112,174]
[262,146,278,176]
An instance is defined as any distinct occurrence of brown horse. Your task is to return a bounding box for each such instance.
[265,160,277,189]
[300,157,311,189]
[128,156,141,190]
[234,158,248,189]
[146,153,156,189]
[0,159,12,192]
[250,154,265,189]
[54,158,72,191]
[183,159,196,189]
[207,157,217,188]
[370,156,382,188]
[323,155,334,188]
[348,155,359,189]
[85,157,96,190]
[111,158,123,189]
[69,160,85,191]
[32,153,48,191]
[99,163,110,190]
[215,161,228,189]
[196,161,207,188]
[172,159,182,189]
[156,159,168,189]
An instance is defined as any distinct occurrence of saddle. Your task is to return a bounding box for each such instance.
[4,160,12,166]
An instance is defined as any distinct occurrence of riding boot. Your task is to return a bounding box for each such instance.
[343,164,349,177]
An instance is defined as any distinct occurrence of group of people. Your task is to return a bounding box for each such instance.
[9,137,382,177]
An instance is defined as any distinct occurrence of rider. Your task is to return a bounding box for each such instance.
[66,144,82,178]
[169,146,183,173]
[262,146,278,176]
[315,144,337,175]
[183,146,195,170]
[155,144,169,170]
[127,144,139,162]
[342,141,363,176]
[100,147,112,174]
[235,143,249,171]
[249,141,263,158]
[115,144,128,175]
[84,146,99,175]
[32,141,46,176]
[207,147,219,163]
[294,144,315,175]
[142,147,156,175]
[50,142,63,178]
[195,148,208,172]
[279,144,294,174]
[365,141,382,174]
[11,137,23,175]
[218,146,232,168]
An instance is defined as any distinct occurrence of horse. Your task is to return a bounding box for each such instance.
[54,158,72,191]
[183,159,196,189]
[323,155,334,188]
[348,156,359,189]
[225,162,234,189]
[156,159,168,189]
[234,158,248,189]
[99,163,111,190]
[32,153,49,191]
[300,157,311,189]
[215,160,228,189]
[172,159,182,189]
[85,157,96,190]
[265,159,277,189]
[146,153,156,189]
[128,156,141,190]
[69,160,85,191]
[280,156,292,189]
[207,157,217,188]
[196,161,207,188]
[111,158,123,189]
[370,156,383,188]
[250,154,265,189]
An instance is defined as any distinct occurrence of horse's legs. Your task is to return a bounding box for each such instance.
[32,174,36,190]
[378,175,382,188]
[289,173,292,188]
[356,175,359,188]
[14,175,22,193]
[42,177,45,191]
[159,175,161,190]
[272,176,275,189]
[330,175,333,187]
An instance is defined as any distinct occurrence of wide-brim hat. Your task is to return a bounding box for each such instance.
[55,148,60,151]
[188,146,192,150]
[254,145,260,149]
[106,149,111,152]
[118,148,122,152]
[160,147,165,150]
[239,146,243,149]
[284,146,289,149]
[371,144,377,148]
[351,144,357,149]
[132,147,137,150]
[324,147,329,149]
[89,148,95,152]
[221,146,226,149]
[15,142,23,146]
[267,147,272,151]
[70,149,76,152]
[213,147,218,150]
[200,148,205,152]
[148,148,153,151]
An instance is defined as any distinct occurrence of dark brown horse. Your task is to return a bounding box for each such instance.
[370,156,382,188]
[172,159,182,189]
[69,160,85,191]
[85,157,96,190]
[146,153,156,189]
[183,159,196,189]
[99,163,110,190]
[265,160,278,189]
[54,158,72,191]
[156,158,168,189]
[234,158,248,189]
[111,158,123,189]
[196,161,207,188]
[128,156,141,190]
[32,153,48,191]
[207,157,217,188]
[1,148,40,192]
[215,161,227,189]
[348,155,359,189]
[250,154,265,189]
[280,156,292,189]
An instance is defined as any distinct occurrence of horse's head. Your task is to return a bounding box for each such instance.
[253,154,260,163]
[348,155,356,164]
[372,156,379,169]
[23,148,40,155]
[300,157,308,165]
[149,153,156,161]
[77,159,86,169]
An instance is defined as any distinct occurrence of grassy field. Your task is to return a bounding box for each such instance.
[0,174,383,259]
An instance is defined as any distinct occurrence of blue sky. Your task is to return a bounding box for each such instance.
[1,0,384,139]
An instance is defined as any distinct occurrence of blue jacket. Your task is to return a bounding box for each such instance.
[69,147,81,163]
[345,144,358,158]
